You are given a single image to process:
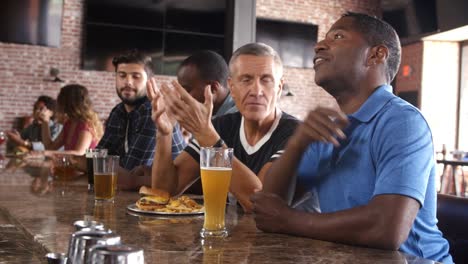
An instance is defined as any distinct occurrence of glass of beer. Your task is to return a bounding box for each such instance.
[200,147,233,238]
[53,154,75,181]
[93,155,119,201]
[86,149,107,191]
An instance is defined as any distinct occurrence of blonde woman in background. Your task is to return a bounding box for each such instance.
[39,84,103,155]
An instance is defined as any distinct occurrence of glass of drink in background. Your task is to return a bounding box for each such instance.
[200,147,233,238]
[53,154,75,181]
[0,131,6,169]
[93,155,119,201]
[0,131,5,145]
[86,149,107,191]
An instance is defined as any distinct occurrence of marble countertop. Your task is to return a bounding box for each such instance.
[0,158,438,263]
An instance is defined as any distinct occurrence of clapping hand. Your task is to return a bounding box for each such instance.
[160,80,214,140]
[147,78,176,136]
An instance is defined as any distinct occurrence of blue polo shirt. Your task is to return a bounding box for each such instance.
[297,85,452,263]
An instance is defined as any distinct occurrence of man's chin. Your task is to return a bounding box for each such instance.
[119,95,147,106]
[241,111,270,123]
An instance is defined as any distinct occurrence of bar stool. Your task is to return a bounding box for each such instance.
[438,159,467,197]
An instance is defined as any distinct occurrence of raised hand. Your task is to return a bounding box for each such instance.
[146,78,175,136]
[37,107,53,123]
[296,107,349,147]
[160,80,214,140]
[6,130,22,144]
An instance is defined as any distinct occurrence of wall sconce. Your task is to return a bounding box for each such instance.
[282,83,294,96]
[43,67,64,82]
[401,64,413,77]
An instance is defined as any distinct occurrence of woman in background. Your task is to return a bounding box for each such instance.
[40,84,103,155]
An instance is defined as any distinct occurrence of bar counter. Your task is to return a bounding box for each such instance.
[0,157,438,263]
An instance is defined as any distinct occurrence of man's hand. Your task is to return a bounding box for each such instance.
[117,165,151,191]
[160,80,215,143]
[37,107,53,123]
[69,155,86,172]
[129,165,150,177]
[251,192,294,233]
[296,107,349,147]
[6,130,22,145]
[147,78,176,136]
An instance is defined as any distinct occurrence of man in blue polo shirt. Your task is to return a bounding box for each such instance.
[251,12,452,263]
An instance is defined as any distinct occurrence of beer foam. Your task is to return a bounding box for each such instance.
[200,167,232,171]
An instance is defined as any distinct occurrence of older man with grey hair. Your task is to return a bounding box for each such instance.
[147,43,299,212]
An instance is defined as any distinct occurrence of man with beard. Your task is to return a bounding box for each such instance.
[97,50,186,170]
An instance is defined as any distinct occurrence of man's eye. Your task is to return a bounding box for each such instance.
[334,33,344,39]
[132,74,141,79]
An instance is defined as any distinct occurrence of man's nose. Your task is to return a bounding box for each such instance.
[250,79,264,96]
[314,39,328,53]
[125,75,133,86]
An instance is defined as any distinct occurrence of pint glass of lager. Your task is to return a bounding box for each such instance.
[200,147,233,238]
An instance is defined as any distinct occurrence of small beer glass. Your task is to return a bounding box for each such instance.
[93,155,119,201]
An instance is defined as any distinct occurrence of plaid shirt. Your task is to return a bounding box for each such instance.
[97,99,186,170]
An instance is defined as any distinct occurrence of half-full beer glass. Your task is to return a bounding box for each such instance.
[200,147,233,238]
[93,155,119,201]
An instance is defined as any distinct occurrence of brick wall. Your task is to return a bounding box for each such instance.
[0,0,381,136]
[395,42,423,93]
[257,0,381,118]
[0,0,119,134]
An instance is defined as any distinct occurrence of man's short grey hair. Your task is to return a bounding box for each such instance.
[229,42,283,76]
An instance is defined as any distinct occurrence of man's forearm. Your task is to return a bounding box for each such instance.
[230,158,263,212]
[118,166,151,191]
[284,195,417,250]
[263,134,309,200]
[151,133,179,195]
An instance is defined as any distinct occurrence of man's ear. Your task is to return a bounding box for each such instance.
[277,77,284,97]
[368,45,389,66]
[208,81,222,102]
[227,77,235,99]
[209,81,221,94]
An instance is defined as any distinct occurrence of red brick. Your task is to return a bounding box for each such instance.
[0,0,381,132]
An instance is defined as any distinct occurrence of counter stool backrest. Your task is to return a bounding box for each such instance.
[437,193,468,263]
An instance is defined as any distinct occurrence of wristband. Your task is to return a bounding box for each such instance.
[212,138,225,148]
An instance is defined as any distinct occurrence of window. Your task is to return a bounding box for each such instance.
[256,19,318,68]
[83,0,228,75]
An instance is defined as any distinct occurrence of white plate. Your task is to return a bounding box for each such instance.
[126,204,204,216]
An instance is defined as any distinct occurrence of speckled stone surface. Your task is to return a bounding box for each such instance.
[0,158,439,263]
